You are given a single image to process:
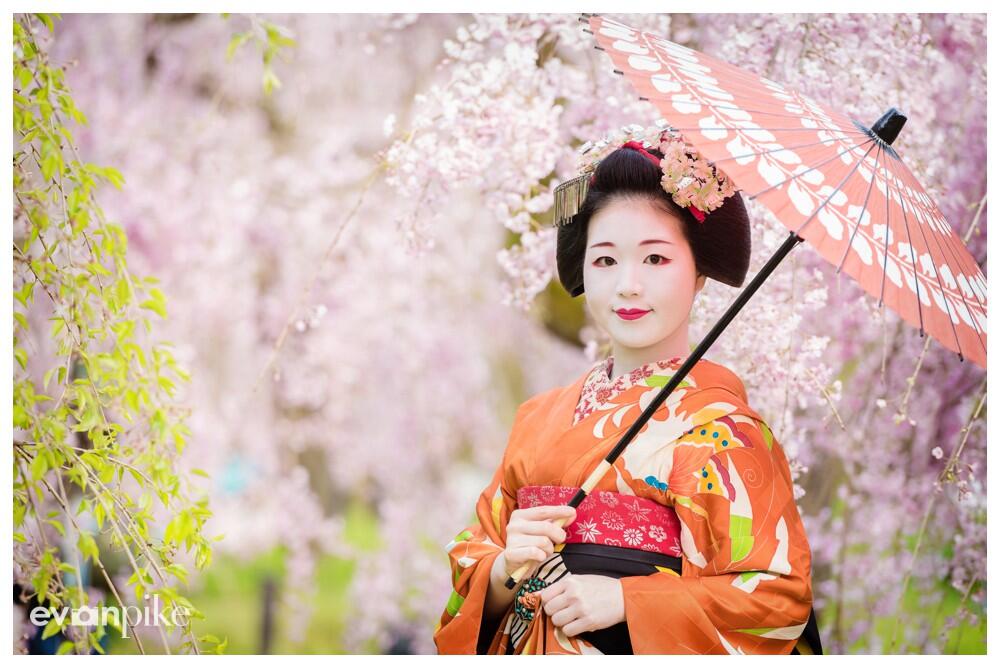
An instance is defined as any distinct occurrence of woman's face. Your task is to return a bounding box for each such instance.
[582,196,705,351]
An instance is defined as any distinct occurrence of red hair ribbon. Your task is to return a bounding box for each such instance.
[621,140,662,167]
[621,140,707,223]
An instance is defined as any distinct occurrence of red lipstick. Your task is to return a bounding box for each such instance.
[615,308,651,321]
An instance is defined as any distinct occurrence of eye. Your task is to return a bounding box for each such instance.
[647,254,671,265]
[593,256,616,267]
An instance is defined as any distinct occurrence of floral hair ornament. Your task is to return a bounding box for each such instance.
[552,121,738,226]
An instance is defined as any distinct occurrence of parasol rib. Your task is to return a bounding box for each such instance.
[888,166,967,361]
[658,126,869,134]
[835,144,885,274]
[793,142,878,236]
[886,167,926,336]
[903,160,988,352]
[643,96,865,123]
[897,158,987,357]
[710,135,863,166]
[750,138,875,201]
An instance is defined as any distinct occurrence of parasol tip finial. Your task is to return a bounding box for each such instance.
[871,107,907,146]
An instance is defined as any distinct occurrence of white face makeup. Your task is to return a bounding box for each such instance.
[582,196,706,375]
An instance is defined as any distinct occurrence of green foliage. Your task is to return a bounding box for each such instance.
[222,14,297,97]
[13,13,218,654]
[109,500,379,654]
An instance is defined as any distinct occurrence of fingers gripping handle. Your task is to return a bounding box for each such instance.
[503,515,569,589]
[502,460,611,589]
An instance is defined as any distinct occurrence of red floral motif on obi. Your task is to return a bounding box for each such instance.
[515,485,682,557]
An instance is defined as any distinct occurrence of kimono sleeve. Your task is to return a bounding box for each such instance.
[432,412,522,654]
[618,416,814,654]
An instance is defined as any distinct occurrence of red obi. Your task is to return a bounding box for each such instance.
[516,485,682,557]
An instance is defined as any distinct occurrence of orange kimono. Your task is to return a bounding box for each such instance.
[433,356,815,654]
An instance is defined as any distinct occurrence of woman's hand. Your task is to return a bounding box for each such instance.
[502,505,577,576]
[538,574,626,637]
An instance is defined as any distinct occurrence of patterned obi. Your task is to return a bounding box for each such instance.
[515,485,682,558]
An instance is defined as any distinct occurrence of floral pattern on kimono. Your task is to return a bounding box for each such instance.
[574,355,684,425]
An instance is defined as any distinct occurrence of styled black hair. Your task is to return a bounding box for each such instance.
[555,144,751,298]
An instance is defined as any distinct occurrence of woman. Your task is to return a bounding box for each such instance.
[433,126,821,654]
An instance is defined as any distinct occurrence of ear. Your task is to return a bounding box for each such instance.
[695,273,707,294]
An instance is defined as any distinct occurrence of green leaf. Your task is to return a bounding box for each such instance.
[122,466,140,487]
[36,13,56,33]
[262,68,281,95]
[165,562,190,584]
[97,462,114,484]
[42,366,60,391]
[124,388,139,416]
[139,287,167,318]
[14,500,27,527]
[50,316,66,339]
[164,510,193,546]
[72,108,88,126]
[86,261,110,276]
[18,65,33,90]
[45,518,66,537]
[13,404,31,429]
[196,542,214,569]
[157,375,176,396]
[225,31,252,61]
[41,149,60,181]
[14,347,27,370]
[99,166,125,189]
[30,451,49,480]
[14,281,34,306]
[77,531,99,563]
[114,278,131,310]
[89,632,106,654]
[41,616,62,640]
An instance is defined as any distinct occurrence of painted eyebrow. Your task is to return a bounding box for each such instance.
[588,239,675,249]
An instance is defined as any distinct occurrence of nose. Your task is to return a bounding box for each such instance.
[616,261,643,297]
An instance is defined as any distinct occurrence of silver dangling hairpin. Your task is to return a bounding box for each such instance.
[552,174,591,227]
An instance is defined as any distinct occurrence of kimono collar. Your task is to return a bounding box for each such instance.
[574,354,684,426]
